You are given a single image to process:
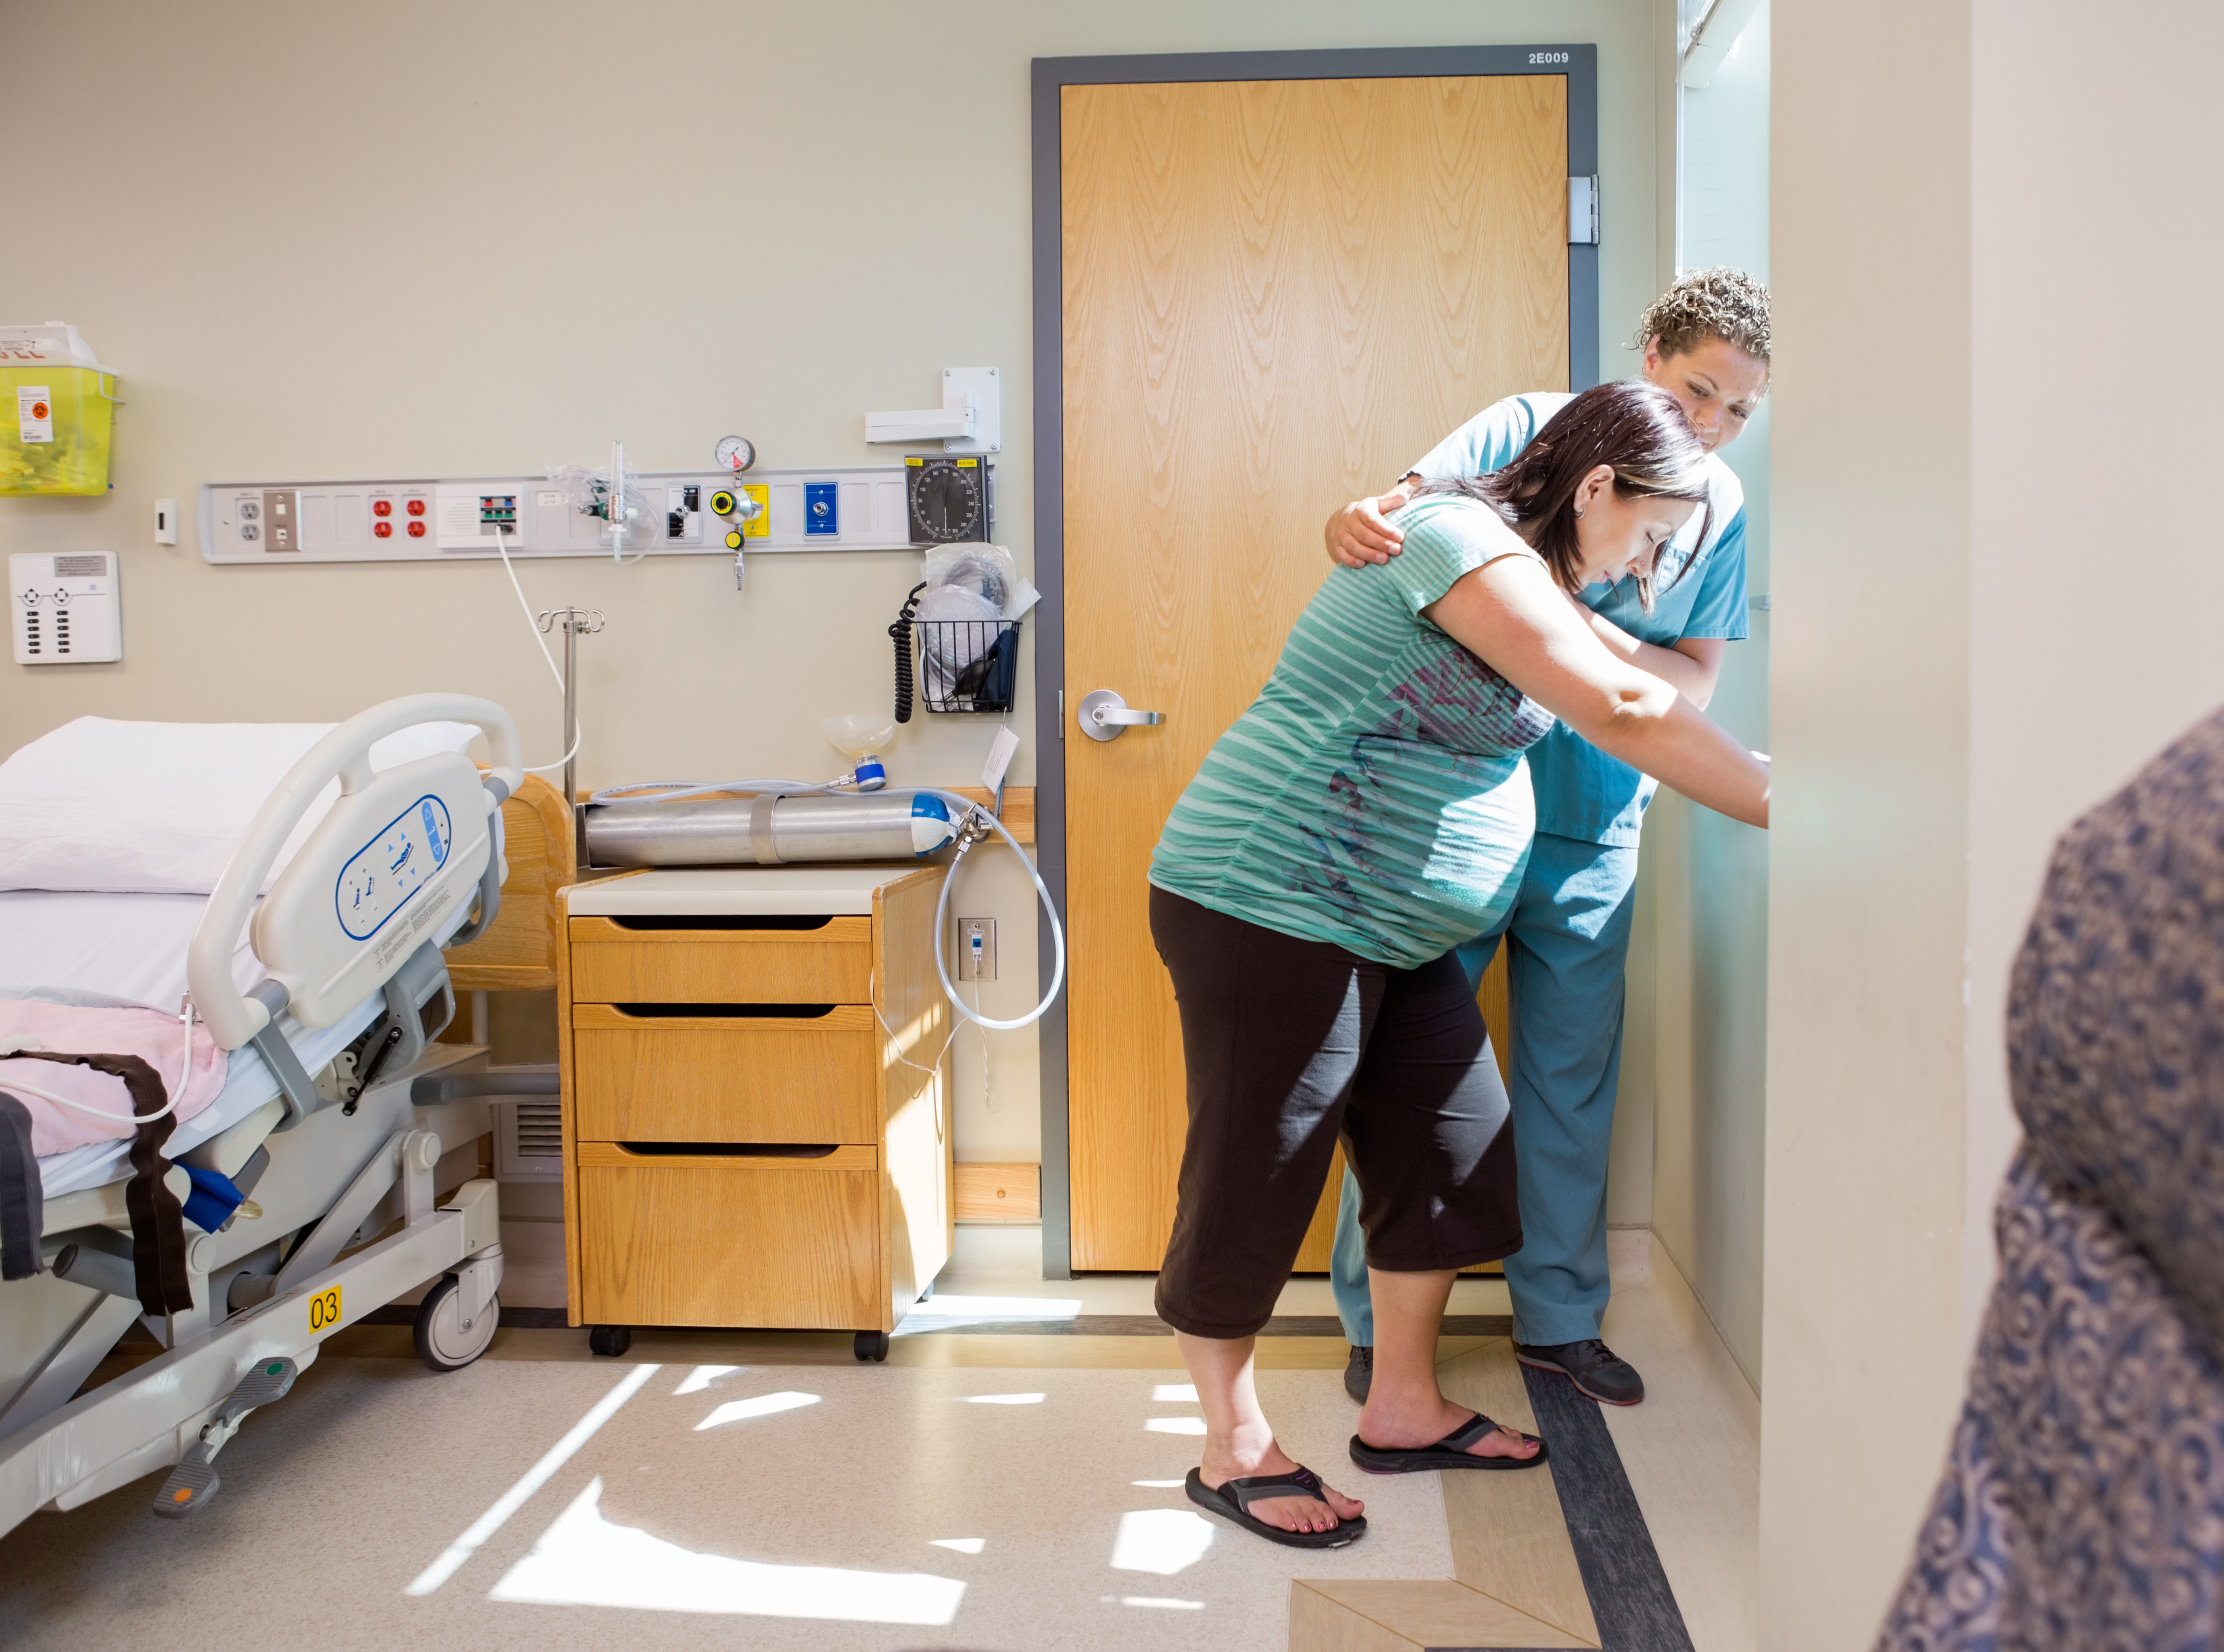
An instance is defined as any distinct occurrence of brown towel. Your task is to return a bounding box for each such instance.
[8,1050,193,1314]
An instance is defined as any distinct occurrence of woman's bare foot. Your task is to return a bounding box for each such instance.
[1200,1420,1365,1533]
[1355,1390,1540,1462]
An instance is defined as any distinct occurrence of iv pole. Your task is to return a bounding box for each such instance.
[538,605,605,870]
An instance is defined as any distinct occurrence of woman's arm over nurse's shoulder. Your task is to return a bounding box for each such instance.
[1428,549,1768,829]
[1389,384,1770,830]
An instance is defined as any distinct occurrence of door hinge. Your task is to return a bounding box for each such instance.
[1569,176,1599,246]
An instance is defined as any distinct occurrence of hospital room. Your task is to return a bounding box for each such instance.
[3,1,2221,1647]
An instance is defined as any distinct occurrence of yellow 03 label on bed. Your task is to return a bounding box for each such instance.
[308,1285,342,1335]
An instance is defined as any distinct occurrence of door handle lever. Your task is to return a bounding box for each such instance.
[1077,689,1165,742]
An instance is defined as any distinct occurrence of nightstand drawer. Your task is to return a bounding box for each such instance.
[576,1144,883,1330]
[567,915,873,1004]
[571,1004,880,1144]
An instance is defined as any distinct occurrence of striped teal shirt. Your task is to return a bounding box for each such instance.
[1149,494,1554,968]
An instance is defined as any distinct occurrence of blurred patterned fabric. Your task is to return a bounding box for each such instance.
[1879,706,2224,1651]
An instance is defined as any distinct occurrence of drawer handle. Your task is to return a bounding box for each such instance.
[618,1141,839,1159]
[609,1002,840,1020]
[607,915,836,932]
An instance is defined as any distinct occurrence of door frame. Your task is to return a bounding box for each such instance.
[1029,45,1601,1277]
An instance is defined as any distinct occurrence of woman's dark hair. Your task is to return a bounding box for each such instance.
[1413,379,1709,610]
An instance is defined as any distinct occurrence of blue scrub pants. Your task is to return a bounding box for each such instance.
[1329,832,1640,1349]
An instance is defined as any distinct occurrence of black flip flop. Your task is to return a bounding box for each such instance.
[1348,1411,1548,1474]
[1184,1465,1366,1549]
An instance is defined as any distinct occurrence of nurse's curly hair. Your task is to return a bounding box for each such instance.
[1413,379,1709,613]
[1635,267,1770,365]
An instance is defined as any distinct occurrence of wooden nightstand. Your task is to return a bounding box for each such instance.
[556,866,952,1360]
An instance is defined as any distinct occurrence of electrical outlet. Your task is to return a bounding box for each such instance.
[958,918,997,981]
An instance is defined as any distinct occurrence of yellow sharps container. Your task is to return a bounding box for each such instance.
[1,323,117,497]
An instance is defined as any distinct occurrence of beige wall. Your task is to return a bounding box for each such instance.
[1962,0,2224,1331]
[1767,0,2224,1641]
[1765,0,1973,1640]
[2,0,1677,1169]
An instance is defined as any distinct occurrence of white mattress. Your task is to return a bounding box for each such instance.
[0,888,472,1198]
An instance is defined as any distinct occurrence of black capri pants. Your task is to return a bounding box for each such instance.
[1149,887,1521,1340]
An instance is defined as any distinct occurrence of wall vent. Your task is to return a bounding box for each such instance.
[495,1097,564,1183]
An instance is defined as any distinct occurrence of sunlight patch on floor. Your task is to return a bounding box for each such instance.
[673,1365,741,1396]
[1109,1508,1215,1575]
[895,1293,1085,1332]
[694,1391,819,1430]
[488,1479,966,1624]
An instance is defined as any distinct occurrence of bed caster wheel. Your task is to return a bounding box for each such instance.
[854,1331,891,1362]
[414,1276,500,1372]
[589,1325,632,1358]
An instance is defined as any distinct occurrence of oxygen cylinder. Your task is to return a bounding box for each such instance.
[583,790,956,868]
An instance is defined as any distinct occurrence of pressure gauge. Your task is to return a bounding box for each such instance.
[715,435,756,473]
[906,456,993,546]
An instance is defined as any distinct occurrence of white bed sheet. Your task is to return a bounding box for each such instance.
[0,888,472,1198]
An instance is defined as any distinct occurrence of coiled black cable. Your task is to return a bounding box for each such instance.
[890,581,926,724]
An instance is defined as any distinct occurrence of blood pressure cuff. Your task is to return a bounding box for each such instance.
[0,1091,39,1281]
[6,1051,193,1314]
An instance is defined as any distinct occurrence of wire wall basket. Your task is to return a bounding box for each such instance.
[915,619,1020,714]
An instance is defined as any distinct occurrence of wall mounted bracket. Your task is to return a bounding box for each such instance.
[866,367,1000,455]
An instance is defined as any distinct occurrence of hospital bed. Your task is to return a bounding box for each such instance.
[0,695,557,1538]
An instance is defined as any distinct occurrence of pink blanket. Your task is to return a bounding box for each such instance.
[0,1001,229,1156]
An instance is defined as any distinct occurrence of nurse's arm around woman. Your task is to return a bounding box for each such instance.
[1150,381,1767,1552]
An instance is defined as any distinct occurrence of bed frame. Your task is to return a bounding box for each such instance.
[0,698,549,1538]
[443,772,574,993]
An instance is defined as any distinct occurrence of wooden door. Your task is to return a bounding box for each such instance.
[1061,75,1569,1270]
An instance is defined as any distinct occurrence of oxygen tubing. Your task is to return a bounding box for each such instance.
[916,787,1065,1032]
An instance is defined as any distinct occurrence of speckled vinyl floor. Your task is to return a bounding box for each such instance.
[0,1355,1450,1652]
[0,1230,1758,1651]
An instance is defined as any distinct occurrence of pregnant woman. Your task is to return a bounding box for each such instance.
[1147,379,1771,1548]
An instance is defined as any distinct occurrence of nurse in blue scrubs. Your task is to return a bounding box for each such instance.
[1322,268,1770,1407]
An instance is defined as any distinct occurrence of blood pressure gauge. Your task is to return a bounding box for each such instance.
[905,455,992,545]
[715,435,756,474]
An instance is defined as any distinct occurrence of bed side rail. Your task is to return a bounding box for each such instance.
[187,695,522,1054]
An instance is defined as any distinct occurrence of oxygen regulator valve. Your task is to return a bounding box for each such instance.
[950,806,996,857]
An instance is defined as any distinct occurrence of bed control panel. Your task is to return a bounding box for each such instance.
[336,794,454,942]
[256,751,492,1029]
[197,464,939,564]
[10,551,122,665]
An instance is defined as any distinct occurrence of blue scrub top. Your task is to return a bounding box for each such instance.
[1408,390,1749,846]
